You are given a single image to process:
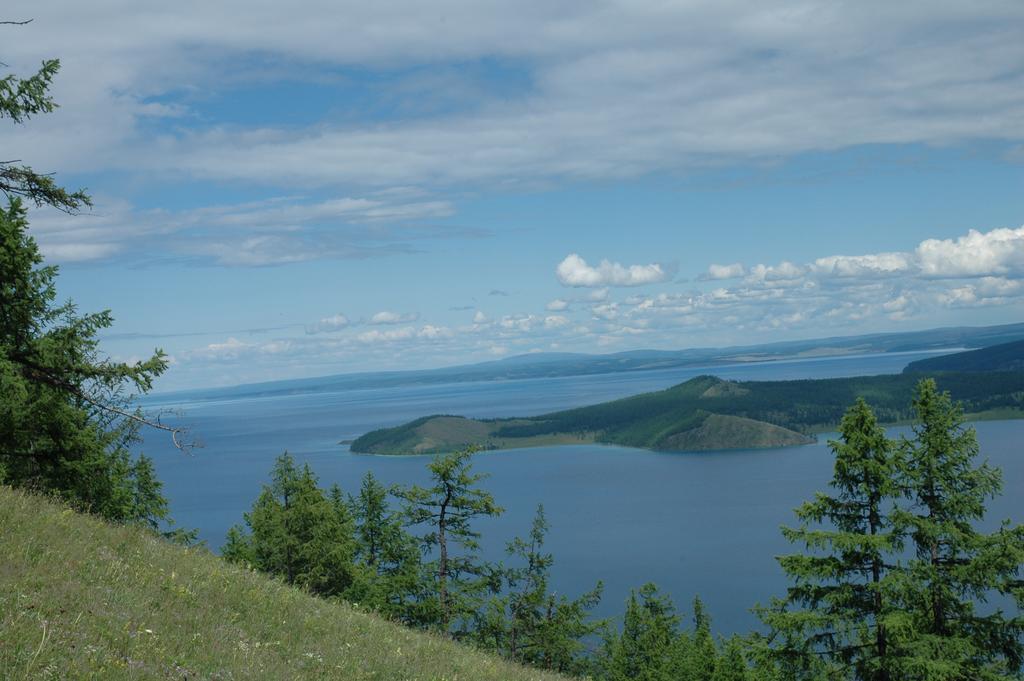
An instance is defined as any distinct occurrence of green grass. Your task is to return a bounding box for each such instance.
[0,486,569,681]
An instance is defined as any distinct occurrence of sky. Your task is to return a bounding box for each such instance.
[3,1,1024,391]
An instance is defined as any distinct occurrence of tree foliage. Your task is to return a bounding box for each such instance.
[759,398,903,680]
[1,56,90,212]
[394,445,504,634]
[222,453,358,598]
[0,199,184,533]
[0,34,186,539]
[889,379,1024,679]
[348,471,433,625]
[761,381,1024,680]
[474,504,605,674]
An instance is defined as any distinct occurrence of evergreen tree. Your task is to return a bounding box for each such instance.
[475,504,604,674]
[759,398,902,680]
[0,198,182,529]
[890,379,1024,680]
[1,53,90,211]
[394,446,503,634]
[1,39,184,535]
[712,636,753,681]
[688,596,719,681]
[601,583,680,681]
[223,453,358,599]
[348,471,430,625]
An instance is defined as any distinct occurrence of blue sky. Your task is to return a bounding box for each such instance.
[4,2,1024,390]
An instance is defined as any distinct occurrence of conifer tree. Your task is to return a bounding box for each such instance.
[890,379,1024,680]
[474,504,604,673]
[348,471,430,625]
[223,453,358,599]
[1,36,186,535]
[601,583,681,681]
[1,52,90,211]
[394,446,503,634]
[759,398,902,680]
[712,636,753,681]
[0,198,182,529]
[686,596,719,681]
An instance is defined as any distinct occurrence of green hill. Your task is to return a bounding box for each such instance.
[351,372,1024,455]
[0,486,566,681]
[904,339,1024,374]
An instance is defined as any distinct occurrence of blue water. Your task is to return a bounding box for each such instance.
[139,350,1023,635]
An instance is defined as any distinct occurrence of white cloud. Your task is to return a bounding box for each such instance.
[189,336,253,360]
[544,315,569,328]
[546,298,569,311]
[556,254,667,287]
[705,263,745,280]
[369,311,419,325]
[6,2,1023,199]
[28,194,459,265]
[306,313,349,334]
[916,226,1024,278]
[356,327,416,343]
[747,261,805,285]
[812,252,913,278]
[591,303,619,320]
[417,324,454,339]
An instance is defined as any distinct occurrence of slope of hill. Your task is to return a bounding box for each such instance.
[904,339,1024,374]
[351,372,1024,455]
[0,486,565,681]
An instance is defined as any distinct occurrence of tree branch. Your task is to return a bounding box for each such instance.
[11,354,197,452]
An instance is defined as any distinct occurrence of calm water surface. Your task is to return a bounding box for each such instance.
[140,351,1023,635]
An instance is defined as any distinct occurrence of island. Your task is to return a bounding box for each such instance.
[351,342,1024,455]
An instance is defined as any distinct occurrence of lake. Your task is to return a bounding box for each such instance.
[139,350,1023,636]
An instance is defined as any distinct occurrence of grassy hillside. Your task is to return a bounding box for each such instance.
[351,372,1024,455]
[0,486,567,681]
[904,338,1024,374]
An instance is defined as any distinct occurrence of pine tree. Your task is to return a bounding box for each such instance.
[394,446,503,634]
[475,504,604,674]
[890,379,1024,680]
[689,596,719,681]
[759,398,902,680]
[223,453,358,599]
[1,53,90,211]
[348,471,428,625]
[602,583,680,681]
[1,39,183,534]
[712,636,753,681]
[0,199,179,529]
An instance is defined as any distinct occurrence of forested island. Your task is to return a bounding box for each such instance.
[351,342,1024,455]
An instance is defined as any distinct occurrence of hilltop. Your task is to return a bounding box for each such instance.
[351,371,1024,455]
[0,486,565,681]
[904,338,1024,374]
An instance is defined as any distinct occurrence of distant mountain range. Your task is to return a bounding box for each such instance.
[353,340,1024,456]
[147,321,1024,403]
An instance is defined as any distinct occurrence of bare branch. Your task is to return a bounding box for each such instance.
[0,20,33,25]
